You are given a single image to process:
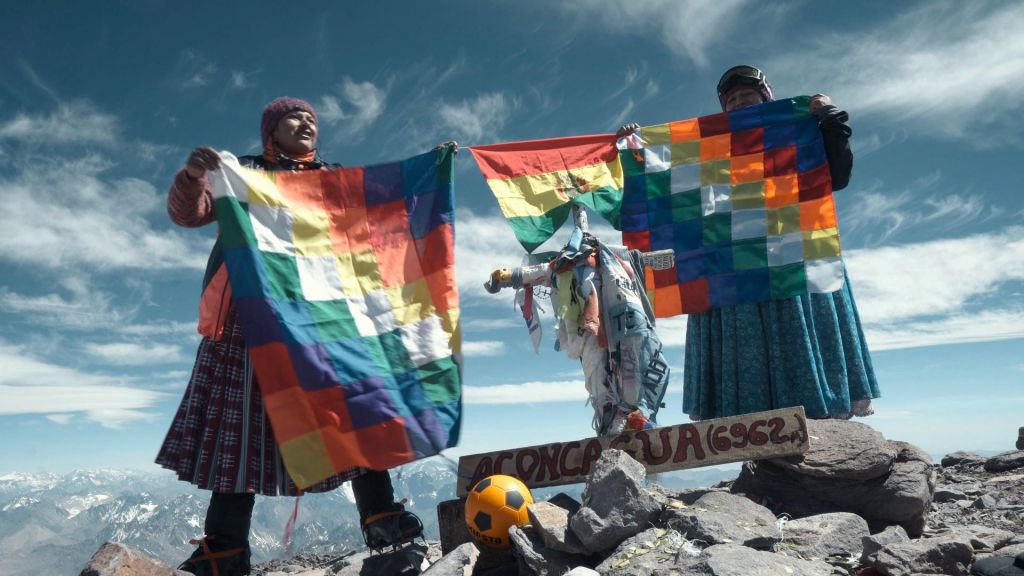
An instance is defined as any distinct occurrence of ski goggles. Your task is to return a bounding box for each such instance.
[717,65,768,98]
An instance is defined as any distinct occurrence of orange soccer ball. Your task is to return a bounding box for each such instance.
[464,474,535,549]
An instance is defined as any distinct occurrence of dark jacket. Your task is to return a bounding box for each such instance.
[814,104,853,191]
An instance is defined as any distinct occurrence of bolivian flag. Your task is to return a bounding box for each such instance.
[471,135,623,252]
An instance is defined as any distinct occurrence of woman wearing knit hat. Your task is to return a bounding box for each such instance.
[158,97,424,576]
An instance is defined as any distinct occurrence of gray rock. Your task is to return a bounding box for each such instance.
[733,427,935,537]
[974,494,1001,510]
[421,542,479,576]
[1018,427,1023,451]
[985,451,1024,474]
[547,492,582,515]
[569,450,661,553]
[776,512,870,561]
[951,525,1016,550]
[527,501,590,556]
[594,527,700,575]
[971,553,1024,575]
[508,525,585,576]
[770,419,896,480]
[874,534,974,576]
[662,491,781,550]
[943,451,989,467]
[936,487,970,503]
[80,542,190,576]
[861,525,911,565]
[331,543,428,575]
[686,544,837,576]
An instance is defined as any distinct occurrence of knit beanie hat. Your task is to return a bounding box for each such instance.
[260,97,317,143]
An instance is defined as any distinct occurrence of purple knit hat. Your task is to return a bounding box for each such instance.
[260,97,317,143]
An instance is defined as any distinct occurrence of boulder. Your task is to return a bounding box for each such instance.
[686,544,837,576]
[508,525,585,576]
[984,451,1024,474]
[569,450,661,553]
[776,512,870,561]
[943,452,988,467]
[971,553,1024,575]
[1017,428,1023,451]
[661,491,780,549]
[935,487,970,503]
[860,525,910,565]
[527,501,589,555]
[420,542,479,576]
[873,534,974,576]
[732,421,934,536]
[593,527,700,575]
[948,525,1016,551]
[80,542,189,576]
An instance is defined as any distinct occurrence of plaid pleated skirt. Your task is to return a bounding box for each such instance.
[156,311,363,495]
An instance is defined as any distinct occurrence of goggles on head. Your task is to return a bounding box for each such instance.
[717,65,774,109]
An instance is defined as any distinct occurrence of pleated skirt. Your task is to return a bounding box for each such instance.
[682,276,879,421]
[156,311,363,495]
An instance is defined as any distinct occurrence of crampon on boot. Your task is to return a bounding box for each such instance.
[361,509,424,552]
[178,535,251,576]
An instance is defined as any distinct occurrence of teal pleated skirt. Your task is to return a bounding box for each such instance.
[682,277,879,420]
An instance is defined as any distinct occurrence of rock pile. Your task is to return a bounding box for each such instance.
[80,421,1024,575]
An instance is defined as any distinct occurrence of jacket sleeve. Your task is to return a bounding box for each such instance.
[815,104,854,191]
[167,168,216,227]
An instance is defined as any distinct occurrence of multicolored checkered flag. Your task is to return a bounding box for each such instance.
[620,96,846,317]
[208,148,461,489]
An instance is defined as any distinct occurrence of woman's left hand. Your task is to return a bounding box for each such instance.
[809,94,834,114]
[434,140,459,154]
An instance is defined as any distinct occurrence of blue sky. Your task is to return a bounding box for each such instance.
[1,0,1022,475]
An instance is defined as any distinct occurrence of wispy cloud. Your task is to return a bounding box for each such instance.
[843,172,993,245]
[229,70,254,89]
[562,0,753,68]
[0,154,208,272]
[0,101,118,146]
[846,226,1024,350]
[438,92,517,145]
[0,342,166,428]
[846,226,1024,324]
[462,340,507,357]
[177,50,217,89]
[770,2,1024,142]
[318,77,389,139]
[463,380,587,404]
[84,342,188,366]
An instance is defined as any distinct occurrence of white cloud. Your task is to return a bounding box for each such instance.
[563,0,753,67]
[0,101,118,146]
[0,155,208,272]
[769,2,1024,141]
[865,309,1024,351]
[177,50,217,88]
[0,343,166,428]
[462,340,506,357]
[437,92,516,144]
[654,315,688,349]
[229,71,252,89]
[845,227,1024,324]
[84,342,188,366]
[46,414,73,425]
[463,380,587,404]
[318,77,389,139]
[843,174,991,245]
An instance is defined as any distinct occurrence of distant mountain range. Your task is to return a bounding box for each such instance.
[0,461,737,575]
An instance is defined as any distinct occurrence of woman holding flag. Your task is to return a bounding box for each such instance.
[158,97,424,575]
[623,65,879,422]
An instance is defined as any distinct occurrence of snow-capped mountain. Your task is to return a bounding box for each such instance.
[0,459,458,576]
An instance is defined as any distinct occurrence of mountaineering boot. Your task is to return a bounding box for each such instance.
[362,509,424,550]
[177,535,252,576]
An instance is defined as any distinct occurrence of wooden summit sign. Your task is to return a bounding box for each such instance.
[455,407,809,496]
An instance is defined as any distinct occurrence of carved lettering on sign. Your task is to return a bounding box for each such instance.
[455,407,810,495]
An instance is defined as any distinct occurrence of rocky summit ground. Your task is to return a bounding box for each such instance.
[80,421,1024,576]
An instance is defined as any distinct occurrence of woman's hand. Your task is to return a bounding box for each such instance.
[616,123,640,137]
[434,140,459,154]
[185,147,221,180]
[809,94,834,114]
